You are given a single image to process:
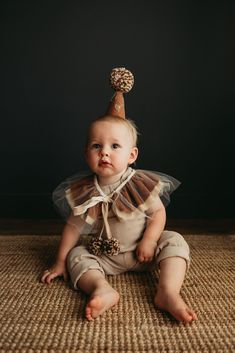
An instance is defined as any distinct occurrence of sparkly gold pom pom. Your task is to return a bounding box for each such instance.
[87,236,121,256]
[102,238,120,256]
[109,67,134,93]
[87,237,103,256]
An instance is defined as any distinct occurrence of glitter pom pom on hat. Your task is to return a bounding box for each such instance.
[106,67,134,119]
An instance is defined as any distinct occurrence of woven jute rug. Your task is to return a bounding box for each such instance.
[0,234,234,353]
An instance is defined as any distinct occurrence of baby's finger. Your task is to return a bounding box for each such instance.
[142,257,149,263]
[45,271,58,284]
[138,254,145,262]
[143,256,153,263]
[145,256,153,263]
[41,270,51,283]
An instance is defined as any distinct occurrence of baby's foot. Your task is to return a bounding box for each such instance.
[154,291,197,323]
[86,287,120,321]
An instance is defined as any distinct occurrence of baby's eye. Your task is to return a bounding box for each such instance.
[91,143,101,149]
[112,143,120,149]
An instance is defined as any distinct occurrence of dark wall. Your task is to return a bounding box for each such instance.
[1,0,234,219]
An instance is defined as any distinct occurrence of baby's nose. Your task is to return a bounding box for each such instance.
[100,148,109,156]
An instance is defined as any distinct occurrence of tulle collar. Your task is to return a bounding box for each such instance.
[94,167,136,197]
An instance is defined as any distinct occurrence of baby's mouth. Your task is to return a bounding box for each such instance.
[99,160,111,166]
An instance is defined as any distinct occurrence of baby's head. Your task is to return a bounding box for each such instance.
[87,115,138,147]
[85,115,139,184]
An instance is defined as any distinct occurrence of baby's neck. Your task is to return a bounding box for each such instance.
[97,169,129,186]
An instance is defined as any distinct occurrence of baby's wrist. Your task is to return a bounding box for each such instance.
[55,258,66,266]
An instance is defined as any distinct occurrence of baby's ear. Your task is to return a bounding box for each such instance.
[129,147,138,165]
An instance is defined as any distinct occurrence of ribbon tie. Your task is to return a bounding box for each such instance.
[73,169,135,239]
[73,193,112,240]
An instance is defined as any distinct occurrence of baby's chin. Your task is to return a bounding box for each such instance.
[96,165,113,174]
[96,169,128,185]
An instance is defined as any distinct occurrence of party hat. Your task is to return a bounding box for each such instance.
[106,67,134,119]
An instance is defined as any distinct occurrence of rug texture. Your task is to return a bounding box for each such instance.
[0,234,234,353]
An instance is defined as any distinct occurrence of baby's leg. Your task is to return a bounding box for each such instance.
[77,269,119,321]
[153,231,197,323]
[154,256,197,323]
[67,246,119,320]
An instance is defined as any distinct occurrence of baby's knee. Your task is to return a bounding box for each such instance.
[161,230,189,248]
[67,246,104,289]
[67,246,85,265]
[156,230,190,266]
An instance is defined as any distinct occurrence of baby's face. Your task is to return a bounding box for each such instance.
[85,121,138,185]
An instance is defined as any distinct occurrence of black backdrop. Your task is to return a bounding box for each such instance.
[1,0,234,219]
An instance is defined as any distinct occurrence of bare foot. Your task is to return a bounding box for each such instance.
[85,287,120,321]
[154,291,197,323]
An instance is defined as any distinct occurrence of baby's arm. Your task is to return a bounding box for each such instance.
[136,196,166,263]
[41,214,84,284]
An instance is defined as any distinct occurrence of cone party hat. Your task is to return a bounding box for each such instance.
[106,67,134,119]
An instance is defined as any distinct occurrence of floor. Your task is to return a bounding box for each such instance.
[0,218,235,235]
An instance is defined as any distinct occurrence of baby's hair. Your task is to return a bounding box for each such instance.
[87,115,139,147]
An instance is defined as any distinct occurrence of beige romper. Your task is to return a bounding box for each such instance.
[66,169,190,289]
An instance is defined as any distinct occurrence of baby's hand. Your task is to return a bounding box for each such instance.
[136,238,157,263]
[41,260,68,284]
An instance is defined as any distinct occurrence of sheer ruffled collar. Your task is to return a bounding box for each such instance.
[95,167,135,196]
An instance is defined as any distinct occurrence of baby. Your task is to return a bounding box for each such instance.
[41,114,197,323]
[41,68,197,323]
